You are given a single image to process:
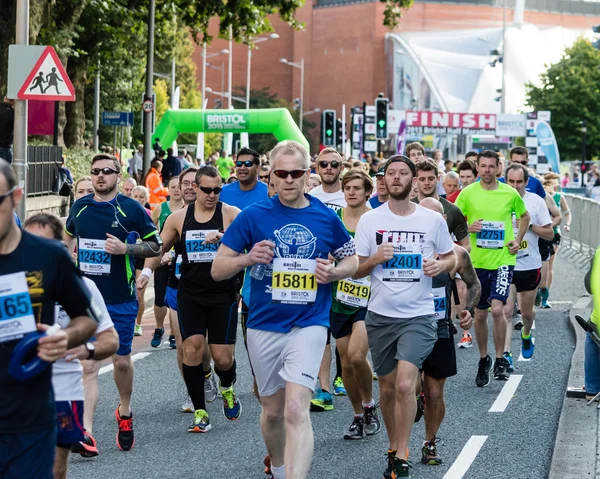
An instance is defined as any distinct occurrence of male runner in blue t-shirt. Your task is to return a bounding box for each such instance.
[212,141,359,479]
[65,154,161,452]
[219,147,268,210]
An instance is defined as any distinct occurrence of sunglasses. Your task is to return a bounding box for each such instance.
[319,161,340,169]
[198,186,223,195]
[0,185,16,206]
[272,170,306,179]
[236,160,255,168]
[259,175,270,180]
[90,167,119,176]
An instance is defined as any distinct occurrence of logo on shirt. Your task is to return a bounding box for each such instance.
[274,224,317,260]
[375,230,425,246]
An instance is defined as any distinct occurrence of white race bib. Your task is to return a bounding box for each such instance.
[432,286,447,321]
[78,238,111,275]
[476,221,505,249]
[517,239,529,260]
[271,258,317,305]
[381,243,423,283]
[0,272,36,343]
[336,276,371,308]
[185,230,220,263]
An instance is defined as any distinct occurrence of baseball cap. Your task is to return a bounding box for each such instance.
[382,155,416,177]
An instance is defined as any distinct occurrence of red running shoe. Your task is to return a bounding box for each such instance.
[70,430,99,457]
[115,405,135,451]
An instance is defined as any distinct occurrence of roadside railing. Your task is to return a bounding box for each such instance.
[27,146,63,197]
[562,193,600,259]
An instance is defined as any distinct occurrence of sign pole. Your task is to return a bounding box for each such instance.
[143,0,156,175]
[93,65,100,152]
[14,0,29,220]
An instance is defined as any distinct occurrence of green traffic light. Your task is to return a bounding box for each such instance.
[326,129,333,136]
[378,120,386,128]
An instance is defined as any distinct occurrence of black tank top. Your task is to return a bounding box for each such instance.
[178,202,237,301]
[432,272,453,339]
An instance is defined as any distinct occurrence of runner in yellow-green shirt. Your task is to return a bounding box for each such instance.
[215,150,235,180]
[455,150,530,386]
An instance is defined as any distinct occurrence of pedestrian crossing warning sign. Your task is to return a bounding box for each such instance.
[17,46,75,101]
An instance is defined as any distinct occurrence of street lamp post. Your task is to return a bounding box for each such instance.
[246,33,279,109]
[280,58,305,131]
[143,0,155,175]
[205,87,247,105]
[581,120,588,180]
[201,46,230,109]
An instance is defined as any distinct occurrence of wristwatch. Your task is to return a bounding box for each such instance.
[85,342,96,360]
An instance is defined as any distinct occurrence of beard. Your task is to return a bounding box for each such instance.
[388,181,413,201]
[94,181,117,196]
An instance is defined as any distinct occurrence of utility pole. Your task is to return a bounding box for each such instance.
[93,67,100,152]
[14,0,29,219]
[143,0,156,175]
[581,120,588,181]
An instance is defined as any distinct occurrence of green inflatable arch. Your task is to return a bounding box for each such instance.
[152,108,309,151]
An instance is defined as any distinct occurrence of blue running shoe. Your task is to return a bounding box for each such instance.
[503,351,514,373]
[310,389,334,411]
[333,376,347,396]
[150,328,164,348]
[521,333,535,359]
[221,386,242,420]
[168,335,176,349]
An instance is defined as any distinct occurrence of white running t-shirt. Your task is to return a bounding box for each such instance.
[514,192,552,272]
[309,185,347,212]
[355,202,454,318]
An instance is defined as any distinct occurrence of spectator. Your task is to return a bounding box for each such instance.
[178,149,193,169]
[145,159,168,209]
[129,145,143,183]
[0,97,14,164]
[162,148,178,185]
[152,137,162,156]
[561,172,570,188]
[433,149,444,171]
[585,250,600,401]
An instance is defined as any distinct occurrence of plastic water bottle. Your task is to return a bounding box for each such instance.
[250,236,276,280]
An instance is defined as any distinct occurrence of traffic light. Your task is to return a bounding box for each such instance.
[322,110,336,147]
[336,118,343,148]
[375,98,389,140]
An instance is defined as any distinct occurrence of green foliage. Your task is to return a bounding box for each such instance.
[526,38,600,161]
[382,0,415,29]
[204,133,223,158]
[63,147,96,180]
[154,79,170,124]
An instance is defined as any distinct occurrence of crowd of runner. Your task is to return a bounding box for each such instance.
[0,139,571,479]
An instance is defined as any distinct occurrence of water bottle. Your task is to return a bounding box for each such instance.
[9,324,60,381]
[250,236,276,280]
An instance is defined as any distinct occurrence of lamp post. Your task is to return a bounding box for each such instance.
[246,33,279,109]
[201,46,229,109]
[205,87,247,105]
[581,120,588,180]
[280,58,305,131]
[303,108,320,117]
[206,62,225,97]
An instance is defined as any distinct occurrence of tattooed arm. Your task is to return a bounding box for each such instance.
[454,245,481,311]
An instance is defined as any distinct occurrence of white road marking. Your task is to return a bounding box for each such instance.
[517,337,535,361]
[98,352,152,376]
[488,374,523,412]
[443,435,488,479]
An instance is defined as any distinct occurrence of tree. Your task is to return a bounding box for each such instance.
[526,38,600,161]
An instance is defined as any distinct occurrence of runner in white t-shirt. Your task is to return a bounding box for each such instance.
[503,164,553,362]
[353,155,456,479]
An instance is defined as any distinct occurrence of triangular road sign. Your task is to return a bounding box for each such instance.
[17,46,75,101]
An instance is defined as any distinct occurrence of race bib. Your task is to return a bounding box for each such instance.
[175,254,182,279]
[476,221,505,249]
[432,286,447,321]
[0,272,36,343]
[272,258,317,305]
[79,238,111,275]
[517,239,529,260]
[186,230,220,263]
[336,276,371,308]
[381,243,423,282]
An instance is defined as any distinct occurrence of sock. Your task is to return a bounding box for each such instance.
[363,400,375,409]
[271,464,285,479]
[215,359,237,389]
[335,347,343,380]
[182,363,206,411]
[540,287,549,301]
[522,332,531,339]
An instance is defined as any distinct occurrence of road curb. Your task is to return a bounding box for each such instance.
[549,295,596,479]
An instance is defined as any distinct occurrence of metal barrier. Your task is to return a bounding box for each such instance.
[562,193,600,259]
[27,146,63,197]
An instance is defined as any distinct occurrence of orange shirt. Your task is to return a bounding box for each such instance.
[145,168,168,208]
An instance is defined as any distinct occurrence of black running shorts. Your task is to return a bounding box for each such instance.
[512,268,541,293]
[177,294,238,344]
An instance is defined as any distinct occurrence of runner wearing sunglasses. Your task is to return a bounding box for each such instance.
[220,148,268,210]
[138,166,243,433]
[65,154,162,452]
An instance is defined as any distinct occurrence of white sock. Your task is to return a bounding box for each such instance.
[271,464,285,479]
[362,400,375,409]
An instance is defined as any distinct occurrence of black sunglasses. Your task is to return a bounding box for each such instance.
[198,185,223,195]
[259,175,270,179]
[272,170,306,180]
[236,160,255,168]
[319,161,340,169]
[90,167,120,176]
[0,185,16,206]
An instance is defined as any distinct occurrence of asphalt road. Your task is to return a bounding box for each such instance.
[67,252,582,479]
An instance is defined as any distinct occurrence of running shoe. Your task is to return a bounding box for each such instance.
[310,389,334,412]
[150,328,164,348]
[541,299,551,309]
[475,355,492,387]
[333,376,347,396]
[205,371,218,403]
[521,332,535,359]
[181,396,194,413]
[364,405,382,436]
[188,409,211,433]
[134,324,142,336]
[414,393,425,423]
[493,357,510,381]
[540,287,551,308]
[535,289,541,307]
[343,416,365,440]
[383,449,397,479]
[115,405,135,451]
[390,456,411,478]
[513,319,523,331]
[373,370,378,381]
[421,436,442,465]
[70,430,99,457]
[457,332,473,349]
[221,386,242,420]
[168,335,176,349]
[264,454,273,477]
[503,351,515,373]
